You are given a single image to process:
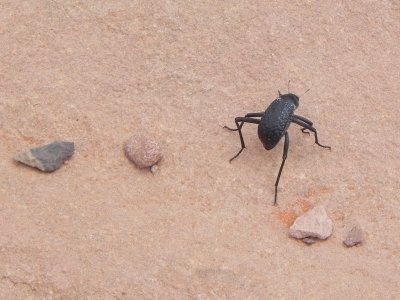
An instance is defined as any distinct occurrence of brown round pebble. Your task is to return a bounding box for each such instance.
[124,134,162,169]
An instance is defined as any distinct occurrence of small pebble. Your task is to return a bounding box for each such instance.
[150,164,158,174]
[289,205,333,242]
[124,134,162,169]
[343,226,364,247]
[302,237,318,245]
[14,141,74,172]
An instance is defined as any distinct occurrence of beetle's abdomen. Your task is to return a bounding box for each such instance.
[258,98,296,150]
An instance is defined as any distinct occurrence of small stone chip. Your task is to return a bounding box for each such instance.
[302,237,318,245]
[343,226,364,247]
[124,134,162,169]
[289,205,333,242]
[14,141,74,172]
[150,164,158,174]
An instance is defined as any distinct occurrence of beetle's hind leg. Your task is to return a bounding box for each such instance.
[292,116,331,150]
[226,117,261,162]
[274,131,289,205]
[223,112,264,131]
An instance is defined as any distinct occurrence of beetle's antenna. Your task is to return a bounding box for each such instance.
[299,88,310,98]
[288,80,291,93]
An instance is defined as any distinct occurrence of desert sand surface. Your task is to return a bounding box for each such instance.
[1,1,400,299]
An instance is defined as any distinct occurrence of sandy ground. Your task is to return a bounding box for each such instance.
[1,1,400,299]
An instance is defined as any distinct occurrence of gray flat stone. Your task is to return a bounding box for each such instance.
[14,141,74,172]
[343,226,364,247]
[289,205,333,241]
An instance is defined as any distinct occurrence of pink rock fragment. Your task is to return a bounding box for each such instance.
[289,205,333,241]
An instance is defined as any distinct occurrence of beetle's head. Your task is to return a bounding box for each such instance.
[278,91,300,108]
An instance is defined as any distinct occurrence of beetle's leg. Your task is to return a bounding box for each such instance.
[293,115,313,125]
[274,132,289,205]
[301,128,310,135]
[223,112,264,131]
[227,117,260,162]
[293,115,313,135]
[291,119,331,150]
[246,112,264,117]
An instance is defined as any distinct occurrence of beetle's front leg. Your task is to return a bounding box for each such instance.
[292,118,331,150]
[293,115,313,135]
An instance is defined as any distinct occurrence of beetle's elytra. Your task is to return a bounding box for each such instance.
[224,87,331,205]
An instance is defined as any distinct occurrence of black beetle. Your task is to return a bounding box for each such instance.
[224,85,331,205]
